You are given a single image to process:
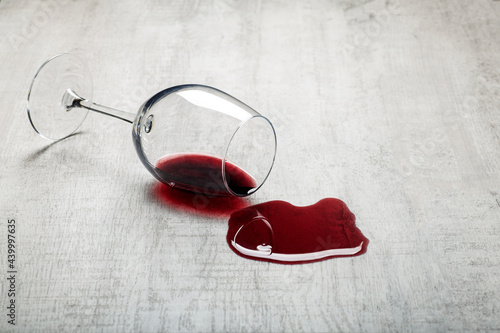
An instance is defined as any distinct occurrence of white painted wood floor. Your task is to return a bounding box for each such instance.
[0,0,499,332]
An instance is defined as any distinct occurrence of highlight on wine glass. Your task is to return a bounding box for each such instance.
[27,54,277,197]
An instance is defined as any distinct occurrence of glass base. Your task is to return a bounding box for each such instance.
[27,53,93,141]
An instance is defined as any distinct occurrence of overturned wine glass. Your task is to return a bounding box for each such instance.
[27,54,277,197]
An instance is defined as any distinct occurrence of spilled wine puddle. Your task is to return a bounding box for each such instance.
[226,198,369,264]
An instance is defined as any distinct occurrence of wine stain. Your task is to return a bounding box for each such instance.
[227,198,369,264]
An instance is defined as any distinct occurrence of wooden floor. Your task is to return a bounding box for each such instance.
[1,0,499,332]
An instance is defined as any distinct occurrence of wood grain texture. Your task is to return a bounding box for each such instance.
[0,0,499,332]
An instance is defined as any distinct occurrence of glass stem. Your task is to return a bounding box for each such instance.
[63,88,136,124]
[79,100,135,124]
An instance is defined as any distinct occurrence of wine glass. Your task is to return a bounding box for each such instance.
[27,54,277,197]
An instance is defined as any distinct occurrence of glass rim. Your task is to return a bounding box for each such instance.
[222,114,277,197]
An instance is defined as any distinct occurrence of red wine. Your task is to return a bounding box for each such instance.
[152,182,250,218]
[155,153,257,196]
[226,198,369,264]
